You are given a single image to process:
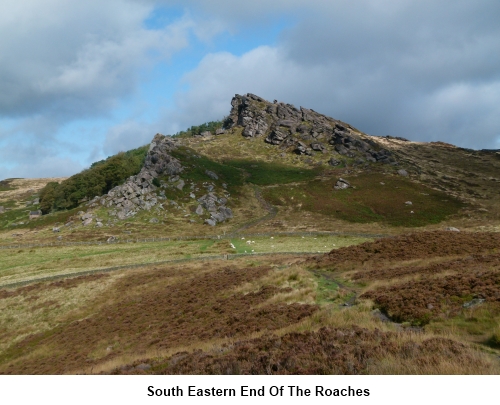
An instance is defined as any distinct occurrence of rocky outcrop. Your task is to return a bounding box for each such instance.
[83,133,234,226]
[197,192,233,226]
[225,93,396,165]
[87,134,183,220]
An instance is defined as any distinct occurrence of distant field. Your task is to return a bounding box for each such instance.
[0,234,372,286]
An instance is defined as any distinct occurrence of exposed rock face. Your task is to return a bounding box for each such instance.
[198,192,233,226]
[334,178,351,190]
[87,134,183,219]
[83,133,234,226]
[226,93,396,164]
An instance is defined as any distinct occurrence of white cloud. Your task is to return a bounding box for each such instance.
[0,0,192,118]
[0,140,84,180]
[103,119,158,155]
[2,0,500,180]
[158,0,500,149]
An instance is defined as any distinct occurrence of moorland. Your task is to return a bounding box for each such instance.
[0,94,499,374]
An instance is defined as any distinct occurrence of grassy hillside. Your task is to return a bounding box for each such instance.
[1,127,500,375]
[263,172,464,227]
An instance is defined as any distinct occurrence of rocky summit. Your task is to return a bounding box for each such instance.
[17,92,499,232]
[226,93,395,165]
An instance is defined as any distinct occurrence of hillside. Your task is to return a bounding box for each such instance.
[3,93,499,245]
[0,93,499,374]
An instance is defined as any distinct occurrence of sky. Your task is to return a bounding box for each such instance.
[1,0,499,179]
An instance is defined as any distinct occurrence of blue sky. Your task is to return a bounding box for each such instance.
[1,0,499,179]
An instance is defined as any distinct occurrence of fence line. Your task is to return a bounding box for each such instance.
[0,231,387,250]
[0,251,318,290]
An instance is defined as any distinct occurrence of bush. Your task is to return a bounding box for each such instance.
[173,120,224,138]
[39,146,148,213]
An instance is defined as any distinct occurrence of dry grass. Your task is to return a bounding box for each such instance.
[0,178,66,206]
[1,246,499,374]
[2,136,500,374]
[0,234,370,286]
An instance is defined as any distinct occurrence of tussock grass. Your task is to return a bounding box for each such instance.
[0,273,123,353]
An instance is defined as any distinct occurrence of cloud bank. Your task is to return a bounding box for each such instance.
[1,1,499,179]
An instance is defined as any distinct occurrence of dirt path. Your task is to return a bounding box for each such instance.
[230,186,278,234]
[311,269,359,307]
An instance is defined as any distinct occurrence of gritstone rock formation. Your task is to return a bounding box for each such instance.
[225,93,395,164]
[85,134,233,225]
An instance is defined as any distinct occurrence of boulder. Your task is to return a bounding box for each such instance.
[334,144,354,157]
[52,227,60,233]
[243,126,255,137]
[334,178,350,190]
[328,158,341,166]
[195,205,204,215]
[83,218,93,226]
[205,170,219,180]
[29,210,42,219]
[176,180,185,190]
[81,212,93,220]
[462,298,485,308]
[205,218,217,226]
[310,142,326,152]
[295,141,311,155]
[149,218,159,224]
[0,206,4,214]
[352,140,369,152]
[398,169,408,177]
[265,129,288,145]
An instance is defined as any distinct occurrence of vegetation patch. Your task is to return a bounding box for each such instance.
[313,231,500,267]
[168,147,245,194]
[0,264,317,374]
[223,160,321,186]
[0,179,18,192]
[263,172,464,227]
[0,206,81,230]
[113,327,494,375]
[172,120,224,138]
[38,146,148,213]
[363,269,500,326]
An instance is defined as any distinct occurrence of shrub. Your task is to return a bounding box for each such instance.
[39,146,148,213]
